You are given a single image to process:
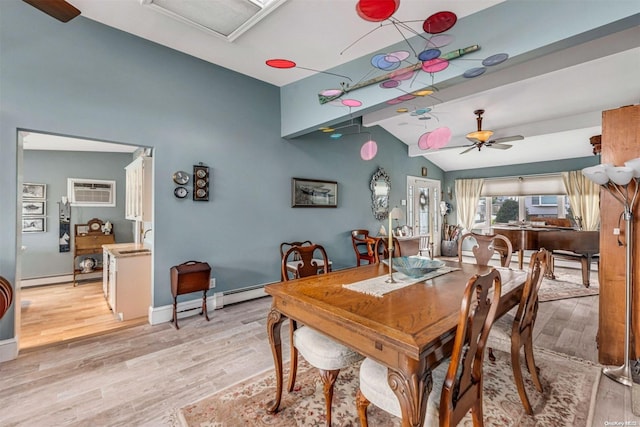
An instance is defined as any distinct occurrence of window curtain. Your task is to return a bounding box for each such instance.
[562,171,600,231]
[455,178,484,231]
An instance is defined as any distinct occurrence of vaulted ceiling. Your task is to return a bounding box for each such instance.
[39,1,640,170]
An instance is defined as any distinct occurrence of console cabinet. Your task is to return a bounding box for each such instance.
[73,219,115,286]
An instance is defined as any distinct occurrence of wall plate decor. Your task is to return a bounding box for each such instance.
[174,186,188,199]
[291,178,338,208]
[193,163,209,201]
[173,170,189,185]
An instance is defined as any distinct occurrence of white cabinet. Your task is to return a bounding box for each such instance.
[125,156,152,221]
[104,250,151,321]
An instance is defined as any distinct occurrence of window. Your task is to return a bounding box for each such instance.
[530,195,558,206]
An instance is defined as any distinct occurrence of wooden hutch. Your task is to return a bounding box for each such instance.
[599,104,640,364]
[73,218,115,285]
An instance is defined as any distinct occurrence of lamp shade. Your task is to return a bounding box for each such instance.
[582,164,611,185]
[606,166,635,185]
[624,157,640,178]
[466,129,494,142]
[390,207,404,220]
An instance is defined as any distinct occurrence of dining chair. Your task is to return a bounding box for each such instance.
[281,243,363,426]
[280,240,331,280]
[0,276,13,321]
[372,237,401,262]
[418,235,431,257]
[356,269,502,427]
[487,248,549,415]
[351,229,379,266]
[458,232,513,267]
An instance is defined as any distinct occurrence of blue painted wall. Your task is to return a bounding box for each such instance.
[21,150,134,279]
[0,1,435,339]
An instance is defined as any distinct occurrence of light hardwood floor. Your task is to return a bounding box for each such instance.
[5,269,639,426]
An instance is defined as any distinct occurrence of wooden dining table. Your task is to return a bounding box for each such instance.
[264,260,527,427]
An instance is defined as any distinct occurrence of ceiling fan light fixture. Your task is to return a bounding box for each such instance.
[466,129,494,142]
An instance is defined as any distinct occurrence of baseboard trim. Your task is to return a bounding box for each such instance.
[149,286,267,325]
[0,338,18,362]
[20,274,75,288]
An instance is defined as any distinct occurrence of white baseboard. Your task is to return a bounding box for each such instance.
[20,274,74,288]
[0,338,18,362]
[149,286,267,325]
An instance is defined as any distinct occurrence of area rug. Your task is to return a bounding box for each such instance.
[538,270,599,302]
[175,348,600,427]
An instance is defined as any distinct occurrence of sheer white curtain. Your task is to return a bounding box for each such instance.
[455,178,484,231]
[562,171,600,231]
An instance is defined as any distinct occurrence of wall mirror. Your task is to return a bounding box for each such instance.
[370,167,391,220]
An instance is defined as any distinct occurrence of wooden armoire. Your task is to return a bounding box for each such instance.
[599,104,640,365]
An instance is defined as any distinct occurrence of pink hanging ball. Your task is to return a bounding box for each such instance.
[361,140,378,160]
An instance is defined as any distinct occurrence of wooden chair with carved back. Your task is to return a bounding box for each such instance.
[279,240,312,280]
[281,243,363,426]
[458,232,513,267]
[487,248,549,415]
[356,269,502,427]
[0,276,14,321]
[351,229,379,266]
[372,237,401,263]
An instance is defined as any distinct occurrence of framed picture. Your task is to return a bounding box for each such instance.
[292,178,338,208]
[22,217,46,233]
[22,200,46,216]
[22,183,46,199]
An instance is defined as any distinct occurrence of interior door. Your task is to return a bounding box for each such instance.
[407,176,441,255]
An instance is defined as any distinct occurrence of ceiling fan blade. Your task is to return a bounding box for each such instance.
[460,145,477,154]
[23,0,80,22]
[491,135,524,144]
[487,143,512,150]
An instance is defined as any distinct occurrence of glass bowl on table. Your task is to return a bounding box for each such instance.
[382,256,445,278]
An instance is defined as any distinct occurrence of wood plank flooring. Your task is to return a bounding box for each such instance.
[5,268,639,426]
[20,281,146,349]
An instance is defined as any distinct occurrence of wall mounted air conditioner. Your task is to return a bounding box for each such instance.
[67,178,116,207]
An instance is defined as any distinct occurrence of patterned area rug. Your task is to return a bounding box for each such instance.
[175,348,600,426]
[538,269,599,302]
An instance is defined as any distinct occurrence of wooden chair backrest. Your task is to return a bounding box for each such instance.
[0,276,14,321]
[281,244,330,281]
[458,232,513,267]
[373,238,401,262]
[440,269,502,427]
[280,241,313,261]
[513,249,548,340]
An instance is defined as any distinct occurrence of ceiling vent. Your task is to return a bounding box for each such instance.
[140,0,288,42]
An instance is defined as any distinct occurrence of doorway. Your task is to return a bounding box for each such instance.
[406,176,441,255]
[16,130,151,349]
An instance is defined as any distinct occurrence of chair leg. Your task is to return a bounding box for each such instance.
[355,388,371,427]
[319,369,340,427]
[287,320,298,392]
[523,336,543,393]
[488,347,496,362]
[471,395,484,427]
[511,341,533,415]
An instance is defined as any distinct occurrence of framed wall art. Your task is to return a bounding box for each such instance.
[22,200,46,216]
[22,183,46,199]
[292,178,338,208]
[22,217,46,233]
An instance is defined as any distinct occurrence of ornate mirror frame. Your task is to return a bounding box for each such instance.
[370,167,391,220]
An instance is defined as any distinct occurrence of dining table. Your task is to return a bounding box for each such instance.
[264,259,528,427]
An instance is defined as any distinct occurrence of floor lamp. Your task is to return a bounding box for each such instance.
[583,158,640,386]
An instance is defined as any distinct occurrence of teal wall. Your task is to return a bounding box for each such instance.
[21,150,134,279]
[0,1,435,339]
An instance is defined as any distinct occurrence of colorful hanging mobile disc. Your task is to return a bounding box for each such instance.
[356,0,399,22]
[265,59,296,68]
[423,11,457,34]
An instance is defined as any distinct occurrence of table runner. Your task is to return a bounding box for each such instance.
[343,266,459,297]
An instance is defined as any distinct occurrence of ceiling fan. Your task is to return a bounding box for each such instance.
[459,109,524,154]
[22,0,80,23]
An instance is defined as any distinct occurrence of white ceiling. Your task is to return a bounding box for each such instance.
[31,0,640,170]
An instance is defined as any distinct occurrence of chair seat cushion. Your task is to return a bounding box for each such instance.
[359,357,446,426]
[487,312,515,353]
[294,326,363,370]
